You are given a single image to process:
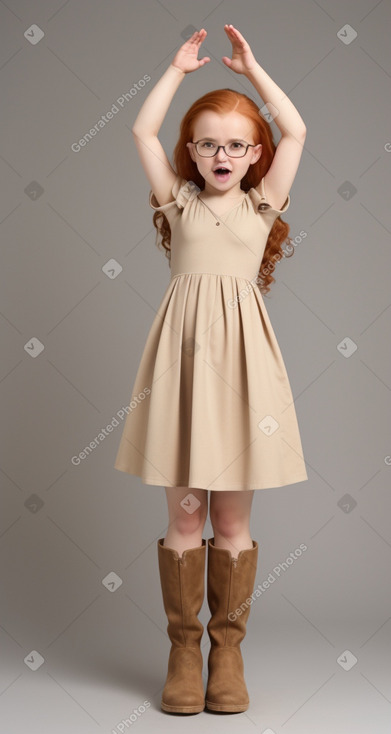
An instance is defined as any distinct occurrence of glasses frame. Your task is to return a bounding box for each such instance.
[190,140,258,158]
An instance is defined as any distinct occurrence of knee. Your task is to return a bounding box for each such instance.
[210,505,248,538]
[172,495,208,536]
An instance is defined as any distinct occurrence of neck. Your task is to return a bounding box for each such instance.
[201,184,244,199]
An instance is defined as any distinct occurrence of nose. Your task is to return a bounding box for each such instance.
[215,146,229,160]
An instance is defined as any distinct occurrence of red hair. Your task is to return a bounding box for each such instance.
[153,88,294,296]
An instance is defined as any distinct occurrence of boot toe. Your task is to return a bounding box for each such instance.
[161,646,205,713]
[206,646,249,712]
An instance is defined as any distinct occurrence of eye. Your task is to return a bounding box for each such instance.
[231,142,244,149]
[200,141,215,148]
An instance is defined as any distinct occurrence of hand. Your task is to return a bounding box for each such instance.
[222,24,258,74]
[171,29,211,74]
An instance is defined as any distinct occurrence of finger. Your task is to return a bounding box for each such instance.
[224,25,241,44]
[230,25,245,42]
[225,24,243,40]
[190,29,203,43]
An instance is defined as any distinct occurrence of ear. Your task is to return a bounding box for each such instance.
[186,142,197,163]
[250,143,262,165]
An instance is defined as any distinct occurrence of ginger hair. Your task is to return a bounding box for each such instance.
[152,88,295,296]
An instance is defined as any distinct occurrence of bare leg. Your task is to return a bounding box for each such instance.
[209,490,254,558]
[164,486,208,557]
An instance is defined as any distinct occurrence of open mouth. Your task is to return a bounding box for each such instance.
[213,167,231,181]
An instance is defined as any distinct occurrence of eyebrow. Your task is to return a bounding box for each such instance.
[197,137,247,142]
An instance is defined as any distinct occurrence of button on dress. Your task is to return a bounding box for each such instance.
[113,174,308,490]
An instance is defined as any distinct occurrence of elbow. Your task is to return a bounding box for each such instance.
[132,127,158,139]
[284,127,306,142]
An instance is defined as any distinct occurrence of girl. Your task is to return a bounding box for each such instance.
[114,25,308,714]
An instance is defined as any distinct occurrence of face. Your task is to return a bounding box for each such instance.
[186,110,262,195]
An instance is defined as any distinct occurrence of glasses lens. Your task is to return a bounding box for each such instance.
[196,141,217,157]
[226,142,247,157]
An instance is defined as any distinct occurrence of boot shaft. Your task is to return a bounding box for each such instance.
[206,538,258,647]
[157,538,206,647]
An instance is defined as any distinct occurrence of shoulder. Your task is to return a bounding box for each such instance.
[149,175,199,214]
[248,176,290,216]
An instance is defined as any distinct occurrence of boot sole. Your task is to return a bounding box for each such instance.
[161,700,205,713]
[205,699,249,712]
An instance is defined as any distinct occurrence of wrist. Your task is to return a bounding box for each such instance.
[244,62,260,78]
[170,63,186,75]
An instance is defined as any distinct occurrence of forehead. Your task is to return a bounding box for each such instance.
[193,110,255,140]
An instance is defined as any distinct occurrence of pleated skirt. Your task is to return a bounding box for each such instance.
[114,272,308,490]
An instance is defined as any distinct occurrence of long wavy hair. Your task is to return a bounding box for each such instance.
[152,88,294,296]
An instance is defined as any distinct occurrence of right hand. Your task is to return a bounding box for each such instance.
[171,29,211,73]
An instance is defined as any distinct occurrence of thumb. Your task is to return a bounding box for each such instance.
[222,56,232,67]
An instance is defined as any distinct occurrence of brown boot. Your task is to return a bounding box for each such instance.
[157,538,206,714]
[205,537,258,712]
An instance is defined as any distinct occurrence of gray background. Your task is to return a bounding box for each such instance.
[1,0,390,732]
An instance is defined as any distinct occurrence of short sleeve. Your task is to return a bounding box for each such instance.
[247,176,290,222]
[149,175,200,220]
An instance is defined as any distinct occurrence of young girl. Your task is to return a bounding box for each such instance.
[114,25,308,715]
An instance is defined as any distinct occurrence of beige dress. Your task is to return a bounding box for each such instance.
[113,174,308,491]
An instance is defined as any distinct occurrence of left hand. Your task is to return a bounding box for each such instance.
[222,24,258,74]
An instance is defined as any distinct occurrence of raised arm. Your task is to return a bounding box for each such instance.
[223,24,306,211]
[132,30,210,207]
[132,64,185,138]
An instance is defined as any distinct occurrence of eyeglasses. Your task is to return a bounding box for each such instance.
[191,140,257,158]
